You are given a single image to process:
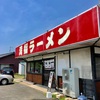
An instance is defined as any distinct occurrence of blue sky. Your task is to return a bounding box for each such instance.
[0,0,98,54]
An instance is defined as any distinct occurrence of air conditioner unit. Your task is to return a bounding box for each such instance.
[62,68,79,98]
[63,82,70,96]
[62,69,69,82]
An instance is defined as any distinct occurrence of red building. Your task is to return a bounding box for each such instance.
[0,52,19,73]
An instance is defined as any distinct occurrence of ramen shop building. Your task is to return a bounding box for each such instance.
[15,5,100,99]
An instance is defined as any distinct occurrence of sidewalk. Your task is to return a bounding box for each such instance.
[14,78,78,100]
[14,78,55,93]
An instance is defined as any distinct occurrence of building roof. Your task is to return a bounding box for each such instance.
[0,52,14,59]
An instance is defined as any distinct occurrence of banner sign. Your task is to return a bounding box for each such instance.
[15,6,99,57]
[48,71,54,88]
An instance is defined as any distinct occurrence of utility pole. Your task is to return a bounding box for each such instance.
[9,46,13,52]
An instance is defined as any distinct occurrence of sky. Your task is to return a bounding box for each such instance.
[0,0,98,54]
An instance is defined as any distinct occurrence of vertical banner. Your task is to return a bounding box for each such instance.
[48,71,54,88]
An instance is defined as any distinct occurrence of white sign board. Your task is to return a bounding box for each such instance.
[44,59,54,70]
[48,71,54,88]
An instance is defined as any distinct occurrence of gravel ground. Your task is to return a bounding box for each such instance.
[0,83,47,100]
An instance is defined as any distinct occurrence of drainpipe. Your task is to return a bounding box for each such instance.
[69,50,71,68]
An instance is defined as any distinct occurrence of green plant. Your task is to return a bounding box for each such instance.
[52,94,56,98]
[59,97,66,100]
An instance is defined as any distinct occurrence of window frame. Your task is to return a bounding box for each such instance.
[27,60,43,74]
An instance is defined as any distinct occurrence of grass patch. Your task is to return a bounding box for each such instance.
[52,94,56,98]
[44,93,66,100]
[14,73,25,79]
[52,94,66,100]
[59,97,66,100]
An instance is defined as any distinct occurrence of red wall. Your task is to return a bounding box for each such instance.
[0,53,20,73]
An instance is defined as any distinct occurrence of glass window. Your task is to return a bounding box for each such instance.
[27,62,34,73]
[30,62,34,73]
[27,61,42,74]
[27,63,31,72]
[35,61,42,74]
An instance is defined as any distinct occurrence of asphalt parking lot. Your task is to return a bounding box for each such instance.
[0,83,47,100]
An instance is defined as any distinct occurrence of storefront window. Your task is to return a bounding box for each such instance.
[27,61,42,74]
[35,61,42,74]
[27,62,34,73]
[30,62,34,73]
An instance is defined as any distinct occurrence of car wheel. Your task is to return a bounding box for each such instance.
[1,79,8,85]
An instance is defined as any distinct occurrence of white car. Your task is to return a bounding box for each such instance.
[0,74,13,85]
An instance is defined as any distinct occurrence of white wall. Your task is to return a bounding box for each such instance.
[26,54,55,61]
[71,48,92,79]
[95,47,100,53]
[18,62,26,75]
[57,53,69,76]
[42,53,55,59]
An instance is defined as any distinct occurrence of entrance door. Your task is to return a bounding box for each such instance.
[43,59,55,87]
[44,70,51,86]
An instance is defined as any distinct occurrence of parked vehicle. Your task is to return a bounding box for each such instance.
[1,67,14,78]
[0,74,14,85]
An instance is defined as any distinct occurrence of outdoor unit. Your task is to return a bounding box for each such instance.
[63,82,70,95]
[62,68,79,98]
